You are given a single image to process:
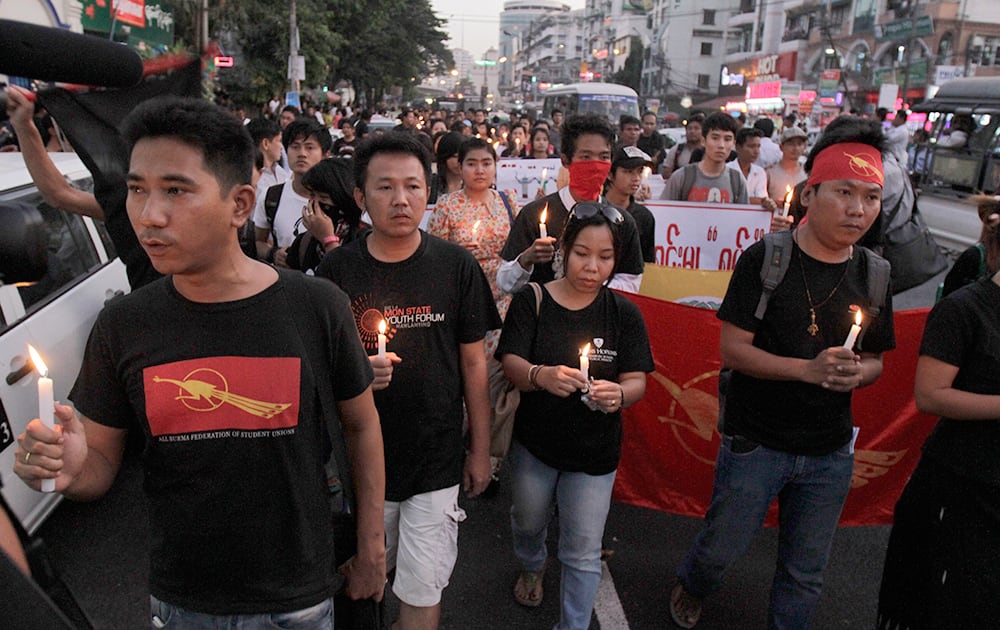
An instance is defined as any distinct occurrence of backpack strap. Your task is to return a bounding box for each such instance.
[976,242,988,279]
[678,164,699,201]
[498,190,516,225]
[861,249,891,320]
[754,230,794,320]
[264,182,284,227]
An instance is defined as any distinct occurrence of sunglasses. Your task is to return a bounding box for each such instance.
[570,201,624,225]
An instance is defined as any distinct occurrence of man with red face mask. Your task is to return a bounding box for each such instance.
[498,113,645,294]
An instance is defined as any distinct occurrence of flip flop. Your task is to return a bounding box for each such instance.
[513,570,544,607]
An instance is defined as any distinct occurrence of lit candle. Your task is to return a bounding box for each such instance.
[539,204,548,239]
[471,219,481,240]
[493,140,501,152]
[843,309,863,350]
[642,166,651,181]
[781,185,793,218]
[579,343,590,383]
[377,320,387,359]
[27,345,55,493]
[540,167,549,193]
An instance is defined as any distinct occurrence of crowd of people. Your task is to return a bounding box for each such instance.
[2,83,998,630]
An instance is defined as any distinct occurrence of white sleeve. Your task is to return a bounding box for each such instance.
[609,272,642,293]
[497,257,532,294]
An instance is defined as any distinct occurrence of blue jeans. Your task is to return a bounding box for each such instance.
[677,435,853,630]
[509,441,616,630]
[150,595,333,629]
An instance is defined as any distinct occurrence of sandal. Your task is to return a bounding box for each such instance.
[513,570,544,607]
[669,578,702,628]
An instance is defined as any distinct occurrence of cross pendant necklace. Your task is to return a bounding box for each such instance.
[795,233,851,337]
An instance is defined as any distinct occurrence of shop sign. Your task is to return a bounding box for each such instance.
[875,15,934,42]
[747,80,781,100]
[718,52,797,97]
[933,65,965,85]
[80,1,175,48]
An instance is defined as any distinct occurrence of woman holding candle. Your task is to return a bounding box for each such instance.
[877,265,1000,629]
[428,137,519,356]
[496,202,653,629]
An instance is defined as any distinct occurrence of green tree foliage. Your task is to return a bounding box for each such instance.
[611,37,643,94]
[212,0,452,106]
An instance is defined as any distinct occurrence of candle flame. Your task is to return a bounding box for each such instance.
[378,320,387,335]
[643,166,651,180]
[27,344,48,378]
[493,141,500,151]
[502,131,508,140]
[472,220,481,235]
[581,343,590,357]
[540,204,548,225]
[784,185,793,206]
[541,167,548,179]
[854,309,863,326]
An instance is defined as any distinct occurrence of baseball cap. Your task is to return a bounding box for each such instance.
[613,145,654,169]
[780,126,808,144]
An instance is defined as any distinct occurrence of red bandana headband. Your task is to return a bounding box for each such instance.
[805,142,884,189]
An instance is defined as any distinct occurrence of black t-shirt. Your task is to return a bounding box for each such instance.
[332,137,359,157]
[918,277,1000,486]
[718,240,896,455]
[69,270,373,614]
[499,192,646,284]
[941,244,986,299]
[622,198,656,263]
[496,285,654,474]
[316,232,501,501]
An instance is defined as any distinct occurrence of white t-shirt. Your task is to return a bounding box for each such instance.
[252,182,308,248]
[727,160,768,200]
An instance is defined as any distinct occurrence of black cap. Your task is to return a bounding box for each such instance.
[612,145,654,169]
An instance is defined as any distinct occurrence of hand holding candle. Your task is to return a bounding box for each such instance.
[377,320,387,359]
[780,185,793,218]
[539,204,548,240]
[27,345,55,493]
[843,308,863,350]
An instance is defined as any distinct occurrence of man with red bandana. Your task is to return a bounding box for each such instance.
[497,113,645,294]
[668,118,896,629]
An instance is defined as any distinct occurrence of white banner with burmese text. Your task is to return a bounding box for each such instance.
[646,200,772,271]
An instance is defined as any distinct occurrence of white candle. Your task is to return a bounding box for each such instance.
[781,185,793,218]
[377,320,387,359]
[843,309,863,350]
[579,343,590,383]
[539,204,548,239]
[28,345,55,493]
[540,167,549,193]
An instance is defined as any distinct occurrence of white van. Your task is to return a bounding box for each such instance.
[0,153,129,534]
[541,83,640,125]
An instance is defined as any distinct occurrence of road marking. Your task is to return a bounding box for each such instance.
[595,561,629,629]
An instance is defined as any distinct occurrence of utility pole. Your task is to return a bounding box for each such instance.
[289,0,300,94]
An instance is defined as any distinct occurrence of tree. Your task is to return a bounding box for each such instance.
[611,37,643,94]
[209,0,452,107]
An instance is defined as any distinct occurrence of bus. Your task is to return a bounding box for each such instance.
[541,83,640,125]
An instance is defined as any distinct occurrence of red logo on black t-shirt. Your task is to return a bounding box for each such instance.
[144,357,300,437]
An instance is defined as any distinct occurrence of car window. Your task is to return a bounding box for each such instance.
[1,176,115,332]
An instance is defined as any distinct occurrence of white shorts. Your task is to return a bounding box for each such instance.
[384,484,467,607]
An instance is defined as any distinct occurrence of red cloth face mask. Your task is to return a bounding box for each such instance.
[567,160,612,201]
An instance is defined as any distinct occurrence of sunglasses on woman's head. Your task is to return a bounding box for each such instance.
[569,201,624,225]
